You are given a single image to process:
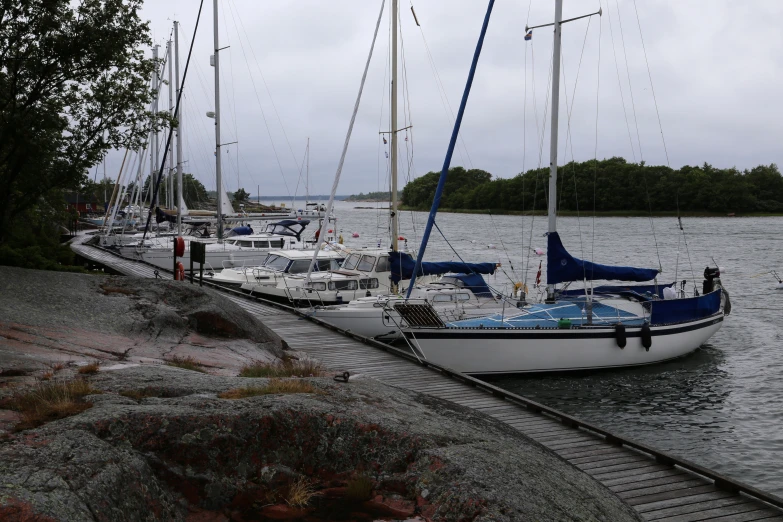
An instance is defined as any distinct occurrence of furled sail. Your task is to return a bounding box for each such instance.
[547,232,658,285]
[389,251,496,284]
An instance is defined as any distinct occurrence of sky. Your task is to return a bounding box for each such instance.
[98,0,783,199]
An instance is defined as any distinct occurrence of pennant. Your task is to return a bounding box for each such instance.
[524,30,532,41]
[383,137,387,144]
[535,260,542,285]
[405,135,408,141]
[385,151,389,158]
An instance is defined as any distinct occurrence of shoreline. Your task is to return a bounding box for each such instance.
[398,207,783,217]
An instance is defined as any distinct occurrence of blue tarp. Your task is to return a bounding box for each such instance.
[389,251,496,284]
[648,289,721,325]
[452,273,493,297]
[547,232,659,285]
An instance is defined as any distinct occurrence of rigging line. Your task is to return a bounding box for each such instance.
[631,0,670,166]
[559,17,593,273]
[143,0,205,240]
[224,0,294,200]
[614,0,643,161]
[603,0,637,162]
[305,0,386,284]
[227,0,306,179]
[676,194,697,294]
[411,2,472,169]
[219,0,241,193]
[488,211,518,278]
[591,13,603,274]
[375,10,391,236]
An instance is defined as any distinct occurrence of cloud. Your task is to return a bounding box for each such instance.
[97,0,782,198]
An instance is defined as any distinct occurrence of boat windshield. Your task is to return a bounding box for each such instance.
[375,255,390,272]
[341,253,361,270]
[264,254,290,272]
[287,260,311,274]
[357,255,376,272]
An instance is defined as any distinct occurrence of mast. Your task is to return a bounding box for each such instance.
[546,0,563,298]
[167,39,174,210]
[306,137,310,205]
[174,21,184,235]
[213,0,223,240]
[390,0,399,291]
[547,0,563,236]
[152,44,160,210]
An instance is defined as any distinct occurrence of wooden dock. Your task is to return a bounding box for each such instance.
[72,237,783,521]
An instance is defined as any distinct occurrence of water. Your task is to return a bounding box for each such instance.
[327,200,783,496]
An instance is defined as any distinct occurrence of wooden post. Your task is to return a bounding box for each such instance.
[189,255,194,284]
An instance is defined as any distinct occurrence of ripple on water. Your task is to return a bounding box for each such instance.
[332,206,783,496]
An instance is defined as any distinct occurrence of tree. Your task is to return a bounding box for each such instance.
[233,187,250,203]
[0,0,164,243]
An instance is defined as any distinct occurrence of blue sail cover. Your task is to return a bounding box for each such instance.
[389,251,496,284]
[547,232,659,285]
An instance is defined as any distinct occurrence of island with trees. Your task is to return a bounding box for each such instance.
[401,160,783,215]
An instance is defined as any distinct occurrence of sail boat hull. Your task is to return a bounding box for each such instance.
[405,313,723,375]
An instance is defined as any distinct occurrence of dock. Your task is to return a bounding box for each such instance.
[71,236,783,521]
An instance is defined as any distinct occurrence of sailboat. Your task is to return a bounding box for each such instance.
[109,3,331,271]
[392,0,729,374]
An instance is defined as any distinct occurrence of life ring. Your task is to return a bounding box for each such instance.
[174,237,185,257]
[175,262,185,281]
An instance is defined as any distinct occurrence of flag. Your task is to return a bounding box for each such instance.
[383,137,387,144]
[535,260,542,285]
[524,30,532,41]
[385,151,389,158]
[405,135,408,141]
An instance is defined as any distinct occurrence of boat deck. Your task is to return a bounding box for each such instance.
[71,235,783,521]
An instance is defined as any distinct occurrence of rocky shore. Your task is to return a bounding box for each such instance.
[0,267,641,521]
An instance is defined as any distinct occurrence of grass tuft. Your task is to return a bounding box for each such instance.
[78,361,100,375]
[285,476,315,508]
[2,378,97,431]
[218,379,319,399]
[346,475,374,502]
[166,356,206,373]
[239,358,324,378]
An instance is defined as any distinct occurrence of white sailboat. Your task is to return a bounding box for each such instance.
[391,0,729,374]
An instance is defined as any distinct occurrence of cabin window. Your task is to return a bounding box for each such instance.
[432,294,452,303]
[237,240,253,247]
[375,256,390,272]
[341,254,361,270]
[265,255,289,272]
[357,255,376,272]
[316,259,335,271]
[456,293,471,301]
[359,278,379,289]
[328,280,358,291]
[309,282,327,291]
[288,260,311,274]
[269,239,284,249]
[254,241,269,248]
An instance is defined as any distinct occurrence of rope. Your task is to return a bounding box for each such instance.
[604,0,637,161]
[304,0,386,284]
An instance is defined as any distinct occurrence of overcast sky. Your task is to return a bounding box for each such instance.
[99,0,783,198]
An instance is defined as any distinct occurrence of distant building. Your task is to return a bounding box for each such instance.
[64,191,98,214]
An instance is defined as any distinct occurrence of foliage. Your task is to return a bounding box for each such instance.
[401,160,783,214]
[165,355,206,373]
[344,190,402,202]
[218,379,319,399]
[0,191,86,272]
[233,187,250,203]
[141,173,208,209]
[1,378,96,431]
[239,358,324,378]
[0,0,165,243]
